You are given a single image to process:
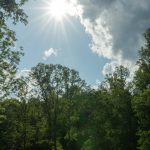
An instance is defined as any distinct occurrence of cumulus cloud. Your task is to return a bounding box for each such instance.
[43,48,58,60]
[102,60,139,82]
[71,0,150,75]
[102,61,118,76]
[76,0,150,59]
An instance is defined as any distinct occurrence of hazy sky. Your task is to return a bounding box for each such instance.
[10,0,150,85]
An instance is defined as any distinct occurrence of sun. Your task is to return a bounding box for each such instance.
[48,0,70,21]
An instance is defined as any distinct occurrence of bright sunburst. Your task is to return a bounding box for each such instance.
[48,0,73,21]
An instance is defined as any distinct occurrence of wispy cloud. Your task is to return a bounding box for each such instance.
[42,48,58,60]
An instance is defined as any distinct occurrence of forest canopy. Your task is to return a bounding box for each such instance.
[0,1,150,150]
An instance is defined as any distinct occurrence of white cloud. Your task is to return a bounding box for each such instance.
[76,0,150,57]
[102,61,118,76]
[91,79,101,90]
[102,60,139,82]
[40,0,150,79]
[43,48,58,60]
[80,18,113,59]
[71,0,150,76]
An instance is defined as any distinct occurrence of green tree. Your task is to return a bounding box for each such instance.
[0,1,29,149]
[30,63,86,150]
[133,28,150,150]
[133,89,150,150]
[0,0,28,98]
[0,99,21,150]
[80,89,112,150]
[104,66,136,150]
[134,29,150,92]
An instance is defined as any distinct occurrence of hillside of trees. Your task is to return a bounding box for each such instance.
[0,1,150,150]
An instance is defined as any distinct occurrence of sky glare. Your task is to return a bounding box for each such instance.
[10,0,150,85]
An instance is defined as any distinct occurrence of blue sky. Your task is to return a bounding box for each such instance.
[9,0,150,85]
[10,0,109,85]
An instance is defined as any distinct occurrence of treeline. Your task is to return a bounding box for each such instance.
[0,1,150,150]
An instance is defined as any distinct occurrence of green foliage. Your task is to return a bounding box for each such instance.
[133,28,150,150]
[134,29,150,91]
[0,0,28,25]
[0,0,28,98]
[81,138,94,150]
[133,89,150,150]
[137,130,150,150]
[0,99,21,149]
[84,66,136,150]
[0,20,24,97]
[0,1,150,149]
[30,63,86,149]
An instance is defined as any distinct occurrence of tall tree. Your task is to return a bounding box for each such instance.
[133,28,150,150]
[30,63,86,150]
[0,0,28,98]
[134,29,150,92]
[104,66,136,150]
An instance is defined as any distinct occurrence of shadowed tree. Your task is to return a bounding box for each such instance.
[30,63,86,150]
[74,66,136,150]
[133,28,150,150]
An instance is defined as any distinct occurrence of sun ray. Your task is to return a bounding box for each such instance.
[28,0,80,48]
[48,0,67,20]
